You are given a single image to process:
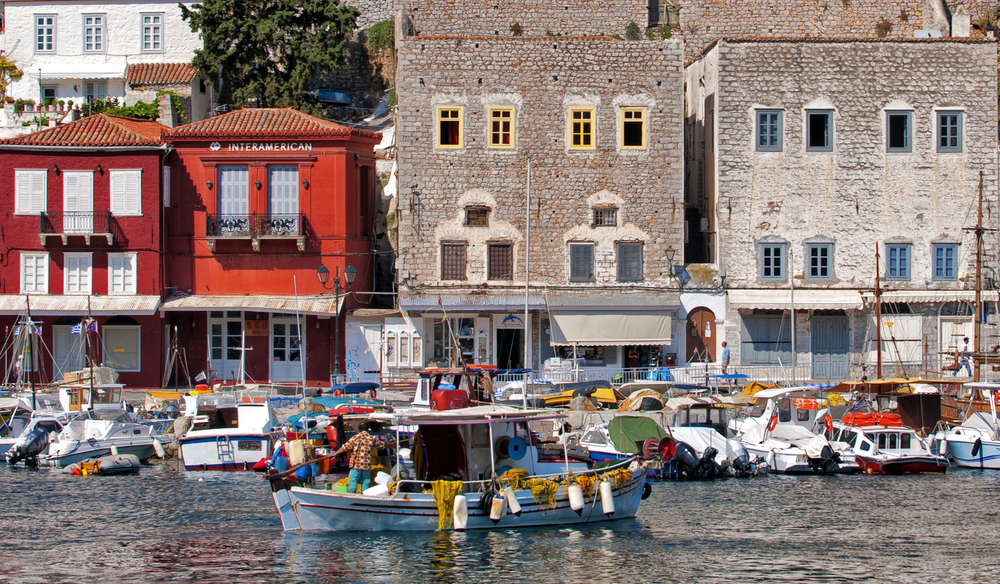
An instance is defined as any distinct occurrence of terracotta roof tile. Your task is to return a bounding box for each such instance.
[167,108,380,140]
[0,114,167,147]
[127,63,198,88]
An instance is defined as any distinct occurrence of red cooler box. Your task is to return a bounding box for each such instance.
[432,388,469,411]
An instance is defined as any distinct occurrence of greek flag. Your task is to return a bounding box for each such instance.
[71,323,83,335]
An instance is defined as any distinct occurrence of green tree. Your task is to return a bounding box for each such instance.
[180,0,359,114]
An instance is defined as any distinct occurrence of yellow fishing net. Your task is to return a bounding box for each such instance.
[563,473,596,498]
[500,468,529,490]
[601,468,633,490]
[525,478,559,510]
[431,480,463,531]
[824,393,847,406]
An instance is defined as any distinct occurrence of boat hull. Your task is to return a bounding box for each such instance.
[743,444,857,475]
[41,441,156,467]
[856,454,948,475]
[945,438,1000,469]
[272,473,646,532]
[180,433,272,471]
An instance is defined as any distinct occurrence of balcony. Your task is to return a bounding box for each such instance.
[206,213,305,251]
[39,212,115,245]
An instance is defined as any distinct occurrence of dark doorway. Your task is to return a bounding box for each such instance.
[496,329,524,369]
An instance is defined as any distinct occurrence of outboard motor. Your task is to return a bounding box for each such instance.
[808,444,842,475]
[729,438,751,476]
[5,427,50,466]
[672,442,723,480]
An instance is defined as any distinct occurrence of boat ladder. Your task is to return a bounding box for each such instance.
[217,436,234,464]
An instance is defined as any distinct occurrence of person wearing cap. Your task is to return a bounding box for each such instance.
[333,421,386,493]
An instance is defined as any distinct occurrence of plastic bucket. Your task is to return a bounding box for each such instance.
[375,471,391,485]
[362,483,390,496]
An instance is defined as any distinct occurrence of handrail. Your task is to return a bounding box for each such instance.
[206,212,304,238]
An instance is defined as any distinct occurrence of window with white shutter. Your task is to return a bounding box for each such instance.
[64,253,92,295]
[569,243,595,282]
[21,253,48,294]
[15,170,47,214]
[108,253,136,294]
[63,172,94,233]
[109,170,142,216]
[616,242,643,282]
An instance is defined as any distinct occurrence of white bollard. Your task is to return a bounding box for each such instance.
[599,481,615,517]
[568,483,584,516]
[453,495,468,531]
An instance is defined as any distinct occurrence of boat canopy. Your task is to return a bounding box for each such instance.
[378,405,565,426]
[607,416,668,454]
[752,384,836,399]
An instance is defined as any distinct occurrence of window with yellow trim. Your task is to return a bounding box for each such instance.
[488,107,514,148]
[620,107,647,150]
[569,108,595,150]
[436,106,463,148]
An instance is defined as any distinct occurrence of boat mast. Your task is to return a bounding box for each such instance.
[523,158,531,411]
[975,170,984,382]
[87,295,94,410]
[789,248,795,385]
[25,295,35,410]
[875,243,882,380]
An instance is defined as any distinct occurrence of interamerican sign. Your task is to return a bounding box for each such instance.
[211,142,315,152]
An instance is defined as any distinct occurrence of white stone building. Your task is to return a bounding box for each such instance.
[0,0,202,106]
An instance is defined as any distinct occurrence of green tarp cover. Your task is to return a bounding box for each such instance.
[607,416,668,454]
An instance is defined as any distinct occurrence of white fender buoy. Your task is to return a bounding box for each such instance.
[568,483,584,516]
[153,439,166,459]
[765,450,775,469]
[502,486,522,517]
[490,494,506,524]
[453,495,468,531]
[110,444,119,456]
[599,480,615,517]
[939,439,948,457]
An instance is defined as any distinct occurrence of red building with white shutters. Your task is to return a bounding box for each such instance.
[161,109,380,385]
[0,115,168,388]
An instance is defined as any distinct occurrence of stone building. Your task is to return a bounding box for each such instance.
[685,38,999,380]
[389,34,686,377]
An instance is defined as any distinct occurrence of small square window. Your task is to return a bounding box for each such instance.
[932,243,958,281]
[617,242,643,282]
[569,108,595,150]
[756,109,782,152]
[886,244,911,280]
[759,243,786,281]
[83,14,106,53]
[569,243,595,282]
[593,207,617,226]
[436,106,463,148]
[488,107,514,149]
[806,244,833,281]
[35,15,56,53]
[465,207,489,226]
[887,111,912,153]
[488,243,513,280]
[441,243,467,280]
[806,110,832,152]
[620,107,647,150]
[937,111,962,153]
[108,253,137,294]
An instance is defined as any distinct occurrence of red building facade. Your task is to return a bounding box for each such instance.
[0,115,168,387]
[161,109,380,385]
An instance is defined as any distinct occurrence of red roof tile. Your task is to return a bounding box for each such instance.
[127,62,198,88]
[167,108,380,140]
[0,114,166,147]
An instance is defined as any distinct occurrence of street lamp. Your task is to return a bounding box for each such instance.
[665,245,676,276]
[317,263,357,378]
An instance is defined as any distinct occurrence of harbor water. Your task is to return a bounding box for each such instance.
[3,462,1000,583]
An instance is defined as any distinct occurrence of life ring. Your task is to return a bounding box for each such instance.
[333,389,342,397]
[767,416,778,432]
[370,388,377,400]
[824,416,834,434]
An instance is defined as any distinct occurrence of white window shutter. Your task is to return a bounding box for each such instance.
[16,172,29,213]
[126,171,141,215]
[64,173,79,212]
[30,172,46,213]
[79,173,93,213]
[110,172,125,215]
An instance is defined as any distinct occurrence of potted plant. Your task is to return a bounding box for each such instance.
[67,100,74,108]
[57,100,65,111]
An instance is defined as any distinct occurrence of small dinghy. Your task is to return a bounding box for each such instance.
[64,454,141,476]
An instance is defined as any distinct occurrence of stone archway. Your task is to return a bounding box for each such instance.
[686,307,716,363]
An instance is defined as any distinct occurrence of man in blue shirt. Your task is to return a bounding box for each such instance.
[721,341,731,374]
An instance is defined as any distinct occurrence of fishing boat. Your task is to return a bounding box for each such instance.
[38,409,165,467]
[833,412,948,474]
[268,406,647,531]
[730,386,857,474]
[933,382,1000,469]
[178,389,277,471]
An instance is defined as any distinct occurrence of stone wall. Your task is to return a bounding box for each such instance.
[677,0,947,59]
[395,38,685,291]
[346,0,395,29]
[396,0,651,38]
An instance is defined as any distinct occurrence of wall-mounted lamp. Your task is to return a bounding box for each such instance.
[302,180,309,190]
[53,163,59,174]
[206,180,213,190]
[665,245,676,276]
[354,153,359,161]
[96,164,102,173]
[255,180,262,190]
[190,318,197,328]
[718,267,727,289]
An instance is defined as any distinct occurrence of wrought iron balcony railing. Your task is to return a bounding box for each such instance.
[206,213,305,251]
[39,211,115,245]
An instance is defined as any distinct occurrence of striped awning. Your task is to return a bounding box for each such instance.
[159,293,343,316]
[860,290,977,304]
[728,289,863,311]
[0,295,160,315]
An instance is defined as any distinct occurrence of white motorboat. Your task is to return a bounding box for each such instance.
[178,390,276,471]
[1,399,65,462]
[731,386,857,474]
[933,382,1000,469]
[269,405,648,532]
[38,409,164,467]
[830,414,948,474]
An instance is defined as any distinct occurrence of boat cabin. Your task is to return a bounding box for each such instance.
[58,384,125,412]
[185,391,273,433]
[746,391,829,433]
[831,422,926,458]
[59,409,155,441]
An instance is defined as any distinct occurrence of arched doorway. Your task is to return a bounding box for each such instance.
[686,307,716,363]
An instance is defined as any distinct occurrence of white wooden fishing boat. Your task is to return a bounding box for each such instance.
[269,406,647,531]
[179,390,276,471]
